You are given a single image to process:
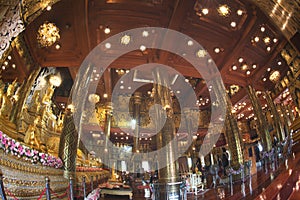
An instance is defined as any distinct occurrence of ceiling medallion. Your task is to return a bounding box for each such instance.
[269,70,280,82]
[37,22,60,47]
[217,4,230,17]
[196,49,207,58]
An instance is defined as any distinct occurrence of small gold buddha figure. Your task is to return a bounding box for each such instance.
[24,116,42,150]
[28,90,41,114]
[0,80,17,119]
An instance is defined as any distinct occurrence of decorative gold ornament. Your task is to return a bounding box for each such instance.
[37,22,60,47]
[269,70,280,82]
[217,4,230,17]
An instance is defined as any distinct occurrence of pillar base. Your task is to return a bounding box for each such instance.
[153,182,184,200]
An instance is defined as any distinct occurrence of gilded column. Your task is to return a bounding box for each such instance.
[103,102,113,167]
[152,67,180,199]
[247,85,272,152]
[214,79,244,169]
[58,109,78,179]
[132,92,142,153]
[265,92,285,141]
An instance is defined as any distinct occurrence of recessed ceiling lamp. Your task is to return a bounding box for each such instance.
[214,47,220,53]
[241,64,248,70]
[246,70,251,75]
[278,61,282,65]
[12,64,16,69]
[252,64,257,69]
[232,65,237,70]
[267,67,271,71]
[46,5,52,11]
[103,93,108,98]
[196,49,207,58]
[237,9,243,16]
[217,4,230,17]
[104,27,111,34]
[7,55,11,60]
[254,36,259,42]
[266,47,271,51]
[263,77,267,82]
[260,26,265,32]
[273,38,278,43]
[238,57,243,63]
[121,34,131,45]
[187,40,193,46]
[105,43,111,49]
[55,44,61,50]
[263,37,271,44]
[230,21,236,28]
[140,45,146,51]
[202,8,209,15]
[142,30,149,37]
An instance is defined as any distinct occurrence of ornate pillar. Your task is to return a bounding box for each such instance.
[265,92,285,141]
[132,92,142,153]
[103,102,113,167]
[58,109,78,179]
[152,67,180,199]
[212,79,244,169]
[247,85,272,152]
[183,108,194,157]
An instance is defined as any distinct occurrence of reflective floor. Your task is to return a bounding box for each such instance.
[99,145,300,200]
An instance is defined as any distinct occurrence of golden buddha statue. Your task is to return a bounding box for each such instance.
[24,116,42,150]
[0,80,17,119]
[28,90,41,114]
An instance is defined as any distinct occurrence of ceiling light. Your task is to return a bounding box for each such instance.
[238,57,243,63]
[196,49,207,58]
[217,5,230,17]
[202,8,209,15]
[142,30,149,37]
[252,64,257,69]
[2,66,5,70]
[37,22,60,47]
[105,43,111,49]
[185,78,189,82]
[232,65,237,70]
[214,47,220,53]
[187,40,193,46]
[254,36,259,42]
[7,55,11,60]
[241,63,248,70]
[140,45,146,51]
[128,86,131,90]
[55,44,61,50]
[263,37,271,44]
[237,9,243,16]
[273,38,278,43]
[12,64,16,69]
[278,61,282,65]
[230,21,236,28]
[103,93,108,98]
[121,34,131,45]
[260,26,265,32]
[120,85,124,89]
[4,61,8,65]
[266,47,271,51]
[263,77,267,82]
[267,67,271,71]
[246,70,251,75]
[104,27,111,34]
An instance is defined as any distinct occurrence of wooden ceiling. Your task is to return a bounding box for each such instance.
[1,0,292,120]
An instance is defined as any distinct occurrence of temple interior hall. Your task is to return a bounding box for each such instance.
[0,0,300,199]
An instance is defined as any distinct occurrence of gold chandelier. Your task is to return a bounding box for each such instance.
[37,22,60,47]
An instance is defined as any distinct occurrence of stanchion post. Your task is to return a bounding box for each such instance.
[69,176,74,200]
[0,172,7,200]
[82,176,86,198]
[45,177,51,200]
[90,176,94,191]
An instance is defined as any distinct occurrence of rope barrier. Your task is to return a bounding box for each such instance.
[37,188,47,200]
[5,188,18,200]
[50,188,69,199]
